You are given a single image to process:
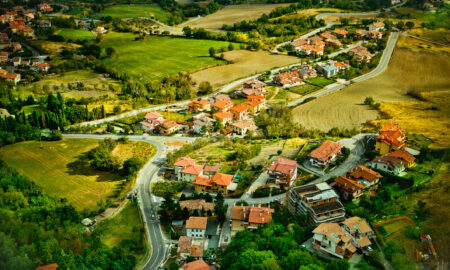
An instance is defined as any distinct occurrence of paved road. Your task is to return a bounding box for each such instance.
[63,133,196,270]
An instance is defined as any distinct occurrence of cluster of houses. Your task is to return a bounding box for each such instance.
[290,29,347,57]
[139,78,268,136]
[273,64,317,87]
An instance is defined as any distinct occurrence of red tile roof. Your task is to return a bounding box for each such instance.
[213,99,233,109]
[193,175,212,187]
[178,236,193,253]
[230,206,250,221]
[183,259,209,270]
[269,158,298,175]
[335,176,364,194]
[185,216,207,229]
[386,149,415,163]
[190,245,204,257]
[348,165,382,183]
[182,165,204,175]
[35,264,58,270]
[174,157,196,167]
[231,104,248,113]
[380,123,404,133]
[213,111,232,120]
[4,73,19,79]
[308,140,343,162]
[248,207,274,224]
[212,173,233,186]
[245,99,264,107]
[376,130,404,146]
[247,94,265,101]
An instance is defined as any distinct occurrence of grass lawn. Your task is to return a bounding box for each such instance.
[22,104,43,116]
[287,84,320,95]
[66,7,85,16]
[100,32,230,81]
[97,201,147,259]
[0,139,155,212]
[101,4,171,23]
[305,77,334,87]
[57,28,94,41]
[157,111,193,122]
[189,141,235,166]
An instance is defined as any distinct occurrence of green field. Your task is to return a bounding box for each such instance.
[0,139,155,212]
[100,32,230,81]
[288,84,320,95]
[97,201,147,259]
[57,28,94,41]
[67,7,85,16]
[101,4,171,23]
[305,77,334,87]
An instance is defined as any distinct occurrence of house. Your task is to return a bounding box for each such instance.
[193,172,234,194]
[0,51,8,63]
[288,182,345,225]
[185,216,208,238]
[9,42,22,52]
[31,58,40,66]
[369,21,385,31]
[35,263,58,270]
[295,64,317,79]
[320,32,334,40]
[0,68,7,77]
[332,29,348,37]
[193,116,215,134]
[16,26,34,37]
[0,108,12,119]
[342,217,374,248]
[349,46,374,62]
[177,236,193,261]
[375,123,405,154]
[242,87,264,97]
[203,165,220,177]
[290,38,308,51]
[159,119,180,134]
[38,20,51,28]
[189,245,204,260]
[347,165,382,187]
[231,119,257,135]
[139,111,164,132]
[209,94,230,104]
[94,26,107,34]
[423,2,434,10]
[37,3,54,13]
[313,222,356,258]
[273,71,303,87]
[355,29,367,39]
[245,98,264,115]
[212,111,233,125]
[385,149,415,168]
[24,13,35,22]
[316,60,349,78]
[4,73,20,84]
[334,176,365,200]
[179,199,215,215]
[243,78,266,92]
[212,99,233,112]
[311,46,324,57]
[367,30,383,39]
[268,157,298,184]
[183,259,210,270]
[309,36,326,48]
[308,140,343,167]
[174,157,196,178]
[31,62,50,72]
[325,38,343,48]
[230,206,274,232]
[368,154,406,175]
[230,104,248,120]
[188,99,211,113]
[12,56,21,67]
[181,164,204,182]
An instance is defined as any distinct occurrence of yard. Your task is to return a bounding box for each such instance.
[99,32,232,81]
[100,4,171,23]
[304,77,334,87]
[0,139,155,212]
[287,84,320,96]
[97,201,148,260]
[56,28,94,41]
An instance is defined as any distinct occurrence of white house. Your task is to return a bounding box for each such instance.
[181,165,204,182]
[185,217,207,238]
[174,157,196,180]
[367,155,405,175]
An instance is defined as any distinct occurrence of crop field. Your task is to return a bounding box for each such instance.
[292,45,450,132]
[57,28,94,41]
[188,4,290,30]
[30,40,81,55]
[100,32,231,81]
[399,31,450,54]
[191,50,299,89]
[374,217,414,240]
[101,4,171,23]
[0,139,155,211]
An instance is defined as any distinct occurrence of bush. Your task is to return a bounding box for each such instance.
[152,181,188,197]
[364,96,374,105]
[253,187,271,198]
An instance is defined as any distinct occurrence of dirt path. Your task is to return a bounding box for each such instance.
[95,199,127,223]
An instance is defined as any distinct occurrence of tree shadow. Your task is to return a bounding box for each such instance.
[66,152,124,183]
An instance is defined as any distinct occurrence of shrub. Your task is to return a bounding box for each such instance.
[364,96,374,105]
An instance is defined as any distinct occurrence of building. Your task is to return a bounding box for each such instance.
[231,119,257,135]
[230,206,274,232]
[188,99,211,113]
[35,264,58,270]
[177,236,193,261]
[212,99,233,112]
[31,62,50,72]
[334,176,365,200]
[273,71,303,87]
[95,26,107,34]
[185,216,208,238]
[268,157,298,184]
[295,64,318,79]
[342,216,374,249]
[179,199,215,215]
[230,104,248,120]
[385,149,415,168]
[367,154,406,175]
[0,68,7,77]
[159,119,180,134]
[193,116,215,134]
[38,20,51,28]
[4,73,20,84]
[375,123,405,154]
[174,157,196,179]
[316,61,349,78]
[212,111,233,125]
[209,94,230,104]
[332,29,348,37]
[181,164,204,182]
[308,140,343,167]
[37,3,54,13]
[369,21,385,31]
[243,78,266,92]
[347,165,382,187]
[183,259,210,270]
[288,182,345,225]
[349,46,374,62]
[203,165,220,177]
[0,51,8,63]
[139,111,163,132]
[367,30,383,39]
[0,108,12,119]
[193,172,234,194]
[245,98,264,115]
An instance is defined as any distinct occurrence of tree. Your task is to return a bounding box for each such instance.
[396,21,405,31]
[113,105,121,115]
[364,96,374,105]
[123,157,144,178]
[209,47,216,57]
[106,47,115,57]
[182,26,192,37]
[405,21,415,30]
[340,17,350,25]
[228,43,234,51]
[198,81,213,95]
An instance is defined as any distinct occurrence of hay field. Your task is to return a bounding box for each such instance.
[292,44,450,131]
[0,139,155,211]
[188,4,290,30]
[29,40,81,55]
[191,50,299,89]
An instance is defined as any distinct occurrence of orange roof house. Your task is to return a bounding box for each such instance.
[385,149,415,168]
[308,140,343,166]
[35,264,58,270]
[334,176,365,200]
[332,29,348,37]
[193,173,233,193]
[268,157,298,182]
[212,111,233,125]
[230,104,248,120]
[375,123,406,155]
[183,259,209,270]
[213,172,233,187]
[245,99,264,114]
[188,99,211,113]
[213,99,233,112]
[347,165,382,185]
[248,207,274,226]
[185,217,208,238]
[175,157,196,167]
[230,206,274,231]
[320,32,334,39]
[182,164,204,176]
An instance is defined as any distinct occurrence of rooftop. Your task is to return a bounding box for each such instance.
[185,216,208,230]
[308,140,343,162]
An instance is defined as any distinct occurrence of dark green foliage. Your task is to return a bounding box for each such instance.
[87,138,120,171]
[152,181,188,198]
[255,105,304,138]
[0,162,136,270]
[122,157,144,180]
[252,187,271,198]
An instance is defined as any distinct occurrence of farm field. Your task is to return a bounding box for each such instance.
[374,217,414,240]
[266,86,301,105]
[57,28,94,41]
[287,84,319,96]
[188,4,290,30]
[191,50,299,89]
[101,4,171,23]
[0,139,155,212]
[97,201,147,259]
[29,40,81,55]
[400,31,450,54]
[100,32,231,81]
[292,44,450,132]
